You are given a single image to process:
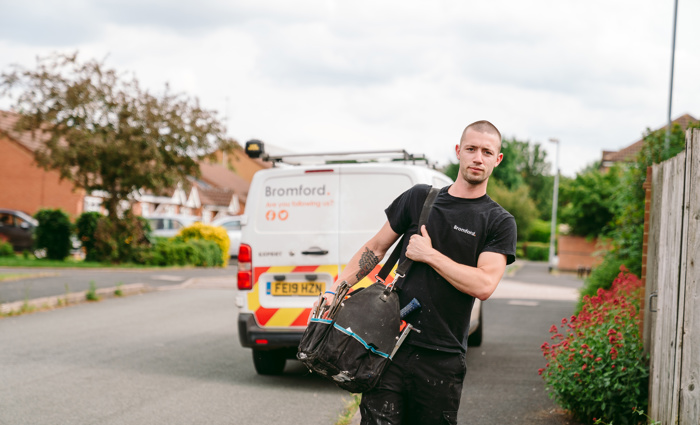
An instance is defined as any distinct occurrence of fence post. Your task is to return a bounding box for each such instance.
[678,128,700,425]
[642,166,653,354]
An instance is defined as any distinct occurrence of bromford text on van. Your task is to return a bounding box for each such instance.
[236,150,484,375]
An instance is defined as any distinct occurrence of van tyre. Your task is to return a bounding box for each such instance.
[252,349,286,375]
[467,307,483,347]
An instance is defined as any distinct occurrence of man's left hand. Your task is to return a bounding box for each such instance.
[406,225,434,263]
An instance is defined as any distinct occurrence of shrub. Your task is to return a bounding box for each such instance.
[0,240,15,257]
[34,208,73,260]
[92,212,151,264]
[539,266,648,424]
[75,212,103,262]
[177,222,229,266]
[577,254,625,312]
[522,241,549,261]
[186,239,223,267]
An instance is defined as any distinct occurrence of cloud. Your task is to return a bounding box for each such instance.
[0,0,698,178]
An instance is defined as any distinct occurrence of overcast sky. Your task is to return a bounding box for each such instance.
[1,0,698,176]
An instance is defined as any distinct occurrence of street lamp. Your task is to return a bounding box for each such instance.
[548,138,560,273]
[665,0,679,150]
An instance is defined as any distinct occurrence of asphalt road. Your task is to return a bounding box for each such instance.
[0,265,237,304]
[0,280,349,425]
[1,261,587,424]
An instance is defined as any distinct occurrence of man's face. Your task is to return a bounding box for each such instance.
[455,129,503,186]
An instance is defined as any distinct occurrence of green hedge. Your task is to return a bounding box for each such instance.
[521,241,549,262]
[144,238,222,267]
[528,219,551,243]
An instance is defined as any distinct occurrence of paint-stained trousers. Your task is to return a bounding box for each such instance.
[359,345,467,425]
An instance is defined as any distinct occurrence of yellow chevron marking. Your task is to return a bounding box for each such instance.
[247,282,260,311]
[266,308,306,327]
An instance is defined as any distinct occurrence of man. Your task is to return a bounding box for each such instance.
[324,120,517,424]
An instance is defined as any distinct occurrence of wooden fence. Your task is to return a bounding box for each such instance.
[646,128,700,424]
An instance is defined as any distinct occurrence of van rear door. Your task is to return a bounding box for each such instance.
[247,167,340,327]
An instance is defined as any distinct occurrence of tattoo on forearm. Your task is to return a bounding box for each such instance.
[356,248,380,281]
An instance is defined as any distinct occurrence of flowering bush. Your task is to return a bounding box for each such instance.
[539,266,649,424]
[177,222,230,266]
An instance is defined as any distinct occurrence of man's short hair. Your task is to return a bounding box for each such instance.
[464,120,501,141]
[462,120,502,152]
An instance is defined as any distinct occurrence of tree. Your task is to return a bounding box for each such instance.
[1,52,238,220]
[558,165,621,238]
[487,179,538,241]
[490,137,526,190]
[492,138,553,219]
[606,120,700,276]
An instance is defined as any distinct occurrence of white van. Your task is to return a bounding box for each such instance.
[236,149,483,374]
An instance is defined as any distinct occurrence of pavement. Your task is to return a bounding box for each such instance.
[348,261,586,425]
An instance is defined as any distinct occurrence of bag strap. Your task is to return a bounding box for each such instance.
[377,186,440,285]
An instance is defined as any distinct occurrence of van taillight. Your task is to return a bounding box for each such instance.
[238,243,253,290]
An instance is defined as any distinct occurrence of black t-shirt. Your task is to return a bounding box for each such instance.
[385,184,517,353]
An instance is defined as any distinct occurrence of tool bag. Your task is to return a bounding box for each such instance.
[297,186,440,393]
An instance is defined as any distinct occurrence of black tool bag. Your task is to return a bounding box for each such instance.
[297,186,440,393]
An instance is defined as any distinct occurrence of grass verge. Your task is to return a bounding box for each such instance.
[335,394,361,425]
[0,255,190,269]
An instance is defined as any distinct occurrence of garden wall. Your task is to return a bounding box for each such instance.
[556,235,609,272]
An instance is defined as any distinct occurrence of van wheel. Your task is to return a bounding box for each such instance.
[467,307,483,347]
[252,349,286,375]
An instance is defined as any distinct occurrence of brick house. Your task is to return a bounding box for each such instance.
[600,114,698,172]
[0,109,263,220]
[0,110,85,216]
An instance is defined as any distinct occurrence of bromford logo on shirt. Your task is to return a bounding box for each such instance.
[454,224,476,236]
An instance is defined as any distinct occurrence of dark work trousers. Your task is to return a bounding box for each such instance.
[359,344,467,425]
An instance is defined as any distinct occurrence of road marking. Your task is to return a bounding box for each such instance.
[151,275,186,282]
[507,300,540,307]
[491,280,579,301]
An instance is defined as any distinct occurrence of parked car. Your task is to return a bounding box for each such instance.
[146,214,200,238]
[0,208,38,252]
[211,215,243,258]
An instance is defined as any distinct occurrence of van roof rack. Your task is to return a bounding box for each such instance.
[245,141,437,168]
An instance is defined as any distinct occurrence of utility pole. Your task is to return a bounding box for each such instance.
[548,138,560,273]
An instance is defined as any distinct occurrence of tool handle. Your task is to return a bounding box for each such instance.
[400,298,421,318]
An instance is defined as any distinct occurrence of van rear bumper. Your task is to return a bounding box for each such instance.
[238,313,304,349]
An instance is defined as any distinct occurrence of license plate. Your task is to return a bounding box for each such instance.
[271,281,325,296]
